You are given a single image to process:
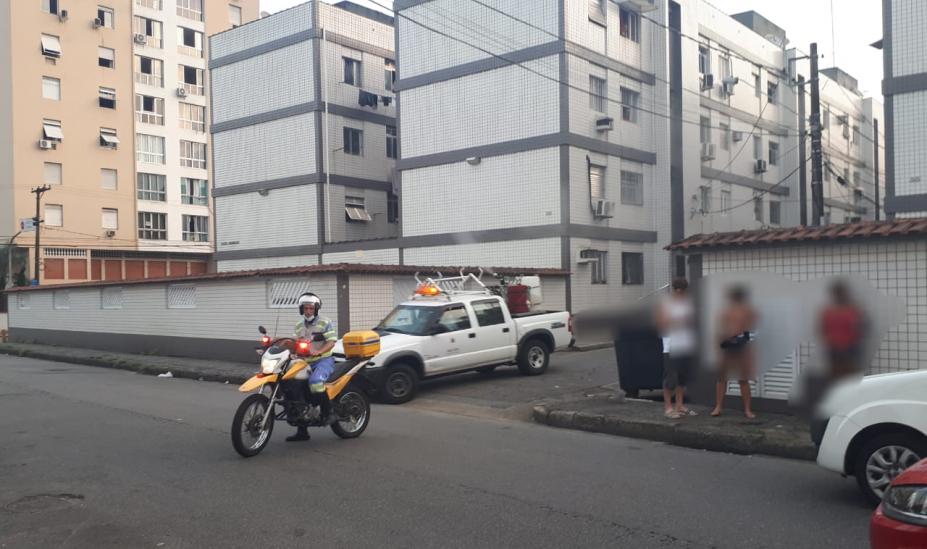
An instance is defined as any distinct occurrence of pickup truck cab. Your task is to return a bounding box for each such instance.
[333,276,572,404]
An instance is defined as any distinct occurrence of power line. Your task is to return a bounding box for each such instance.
[702,156,810,215]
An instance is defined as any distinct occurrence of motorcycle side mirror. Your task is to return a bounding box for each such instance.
[258,326,267,335]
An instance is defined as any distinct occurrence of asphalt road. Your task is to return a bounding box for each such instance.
[1,355,873,549]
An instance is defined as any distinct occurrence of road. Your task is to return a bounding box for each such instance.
[1,355,872,549]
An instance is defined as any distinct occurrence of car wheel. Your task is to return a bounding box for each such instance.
[380,363,418,404]
[517,339,549,376]
[854,433,927,505]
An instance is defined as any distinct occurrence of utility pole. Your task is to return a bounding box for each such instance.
[874,118,881,221]
[809,43,824,226]
[797,75,808,225]
[31,185,51,285]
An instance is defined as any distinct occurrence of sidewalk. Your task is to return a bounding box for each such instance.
[0,342,254,384]
[533,387,817,461]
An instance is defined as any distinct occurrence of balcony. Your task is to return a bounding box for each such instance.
[135,72,163,88]
[176,6,203,22]
[136,111,164,126]
[177,45,203,59]
[180,82,204,96]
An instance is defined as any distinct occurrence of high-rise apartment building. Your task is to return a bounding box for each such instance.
[0,0,257,285]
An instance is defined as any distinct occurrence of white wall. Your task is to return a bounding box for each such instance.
[217,255,320,272]
[213,113,318,188]
[404,238,562,270]
[322,248,400,265]
[210,2,313,61]
[215,185,319,250]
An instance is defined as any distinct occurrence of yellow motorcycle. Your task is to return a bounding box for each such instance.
[231,326,380,457]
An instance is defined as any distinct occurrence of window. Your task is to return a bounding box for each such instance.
[181,177,208,205]
[590,0,606,19]
[620,170,643,206]
[621,252,643,285]
[753,135,762,160]
[438,305,471,332]
[45,204,63,227]
[135,55,163,87]
[138,212,167,240]
[768,141,779,166]
[98,47,115,68]
[135,94,164,125]
[345,195,372,222]
[136,134,165,164]
[843,167,850,184]
[42,0,59,14]
[43,119,63,141]
[717,55,731,82]
[102,208,118,230]
[385,59,396,91]
[767,80,778,104]
[41,34,61,58]
[99,127,120,149]
[182,215,208,242]
[177,0,203,21]
[619,8,640,42]
[620,87,639,123]
[387,191,399,223]
[53,290,70,310]
[344,127,363,156]
[229,4,242,27]
[753,72,761,97]
[177,27,203,58]
[589,75,606,113]
[101,286,123,310]
[136,0,163,9]
[137,173,166,201]
[343,57,362,87]
[720,123,730,151]
[42,77,60,100]
[588,163,605,199]
[179,102,206,132]
[754,195,763,222]
[853,170,861,186]
[852,125,860,144]
[699,116,711,143]
[580,250,608,284]
[101,168,118,190]
[700,186,710,212]
[698,45,710,75]
[179,140,207,169]
[769,201,781,225]
[178,65,204,95]
[99,87,116,108]
[853,188,863,206]
[386,125,398,159]
[97,6,115,28]
[167,284,196,309]
[720,188,731,215]
[133,16,163,48]
[473,300,506,326]
[44,162,62,186]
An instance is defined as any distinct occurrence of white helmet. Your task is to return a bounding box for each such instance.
[297,293,322,316]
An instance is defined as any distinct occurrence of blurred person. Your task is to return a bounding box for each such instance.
[819,281,867,380]
[656,278,697,419]
[711,286,758,419]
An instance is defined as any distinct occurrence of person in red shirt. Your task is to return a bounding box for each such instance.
[819,281,867,380]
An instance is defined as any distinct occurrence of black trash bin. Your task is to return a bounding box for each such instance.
[613,325,664,398]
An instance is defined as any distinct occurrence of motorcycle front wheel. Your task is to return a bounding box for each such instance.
[232,393,275,457]
[331,388,370,439]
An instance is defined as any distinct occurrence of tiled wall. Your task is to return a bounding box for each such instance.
[210,2,313,61]
[567,146,655,229]
[213,114,318,189]
[891,0,927,77]
[892,91,927,197]
[215,186,319,251]
[217,255,320,273]
[403,238,563,270]
[322,249,400,265]
[569,238,652,312]
[349,275,396,331]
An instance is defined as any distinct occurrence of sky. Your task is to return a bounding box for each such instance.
[258,0,884,97]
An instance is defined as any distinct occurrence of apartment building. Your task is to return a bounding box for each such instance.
[0,0,256,285]
[209,1,398,273]
[879,0,927,218]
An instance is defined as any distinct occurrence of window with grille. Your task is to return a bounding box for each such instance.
[136,133,165,164]
[589,75,606,113]
[53,290,70,310]
[137,173,166,201]
[621,252,644,285]
[344,127,363,156]
[620,87,639,123]
[167,284,196,309]
[182,215,209,242]
[180,140,207,169]
[581,250,608,284]
[268,279,313,308]
[179,102,206,132]
[101,287,123,309]
[619,8,640,42]
[181,178,208,205]
[176,0,203,21]
[138,211,167,240]
[588,163,605,199]
[386,125,397,159]
[135,55,163,87]
[620,171,643,206]
[343,57,362,87]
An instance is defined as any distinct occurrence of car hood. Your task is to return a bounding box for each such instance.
[817,369,927,417]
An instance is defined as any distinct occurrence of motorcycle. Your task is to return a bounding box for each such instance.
[231,326,376,457]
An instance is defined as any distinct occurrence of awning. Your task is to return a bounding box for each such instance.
[100,130,120,146]
[345,206,372,222]
[43,121,64,140]
[41,35,61,57]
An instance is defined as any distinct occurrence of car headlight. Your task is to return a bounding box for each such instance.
[883,485,927,527]
[261,356,283,374]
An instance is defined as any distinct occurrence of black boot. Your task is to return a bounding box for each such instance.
[318,392,335,425]
[285,426,310,442]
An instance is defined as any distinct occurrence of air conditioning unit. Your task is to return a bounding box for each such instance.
[133,33,148,45]
[576,251,598,265]
[38,139,55,150]
[700,73,714,91]
[595,117,614,132]
[754,159,768,173]
[592,199,615,219]
[104,230,116,238]
[176,87,188,98]
[59,9,69,21]
[732,130,744,142]
[701,142,716,161]
[722,76,739,95]
[93,17,103,28]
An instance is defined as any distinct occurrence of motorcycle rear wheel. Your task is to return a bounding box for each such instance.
[232,394,275,457]
[331,388,370,439]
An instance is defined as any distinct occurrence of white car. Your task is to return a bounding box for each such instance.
[813,369,927,504]
[333,279,572,404]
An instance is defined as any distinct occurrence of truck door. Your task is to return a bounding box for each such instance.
[470,298,517,365]
[422,304,478,374]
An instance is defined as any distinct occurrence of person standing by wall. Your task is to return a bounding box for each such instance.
[656,278,698,419]
[712,286,758,419]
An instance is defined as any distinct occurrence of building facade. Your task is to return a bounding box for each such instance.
[0,0,257,285]
[209,1,399,273]
[880,0,927,218]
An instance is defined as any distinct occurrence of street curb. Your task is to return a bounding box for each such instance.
[532,404,817,461]
[568,342,614,352]
[0,345,250,385]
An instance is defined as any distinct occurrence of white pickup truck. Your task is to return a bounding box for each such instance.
[333,276,572,404]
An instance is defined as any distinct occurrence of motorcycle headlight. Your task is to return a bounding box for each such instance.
[260,356,283,374]
[883,485,927,527]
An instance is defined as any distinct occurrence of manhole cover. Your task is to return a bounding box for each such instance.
[3,493,84,514]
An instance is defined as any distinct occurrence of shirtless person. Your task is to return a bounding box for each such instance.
[711,286,758,419]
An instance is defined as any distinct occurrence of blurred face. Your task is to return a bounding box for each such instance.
[303,303,317,318]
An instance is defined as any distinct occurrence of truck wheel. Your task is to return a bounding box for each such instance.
[380,364,418,404]
[517,339,549,376]
[854,432,927,505]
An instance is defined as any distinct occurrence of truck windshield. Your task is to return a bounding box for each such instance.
[376,305,443,336]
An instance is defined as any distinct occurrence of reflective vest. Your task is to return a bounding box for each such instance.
[294,317,337,362]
